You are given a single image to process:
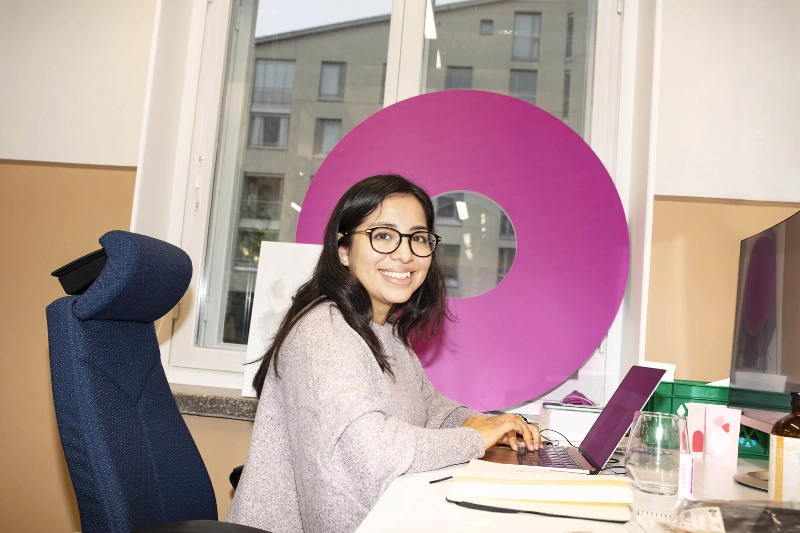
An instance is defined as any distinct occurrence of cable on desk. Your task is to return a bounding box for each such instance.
[539,429,577,448]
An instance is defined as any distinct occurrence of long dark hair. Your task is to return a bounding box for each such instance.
[251,174,451,397]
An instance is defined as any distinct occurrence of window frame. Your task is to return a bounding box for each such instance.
[132,0,630,392]
[511,11,542,62]
[318,61,347,101]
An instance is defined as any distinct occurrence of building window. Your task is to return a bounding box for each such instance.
[225,174,283,345]
[445,66,473,90]
[442,244,461,288]
[249,114,289,147]
[499,213,516,240]
[252,59,295,106]
[565,13,574,61]
[249,59,294,147]
[562,69,571,122]
[480,19,493,35]
[512,12,541,61]
[436,192,465,224]
[319,61,347,100]
[314,118,343,154]
[380,63,387,104]
[509,70,537,105]
[497,247,516,284]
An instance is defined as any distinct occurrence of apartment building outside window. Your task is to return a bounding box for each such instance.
[249,59,294,147]
[563,69,572,122]
[480,19,493,36]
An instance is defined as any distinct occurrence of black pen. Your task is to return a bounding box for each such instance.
[429,476,453,484]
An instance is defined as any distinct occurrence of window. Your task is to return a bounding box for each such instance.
[249,59,294,147]
[436,192,464,224]
[135,0,612,388]
[509,70,537,105]
[319,62,347,100]
[497,248,516,284]
[565,13,574,61]
[499,213,516,240]
[249,114,289,147]
[445,67,473,90]
[562,69,571,122]
[512,12,541,61]
[380,63,387,104]
[252,59,295,106]
[314,118,343,154]
[441,244,461,289]
[480,19,493,36]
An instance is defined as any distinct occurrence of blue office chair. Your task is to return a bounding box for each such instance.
[46,230,266,533]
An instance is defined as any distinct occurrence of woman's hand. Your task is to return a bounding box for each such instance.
[461,414,541,451]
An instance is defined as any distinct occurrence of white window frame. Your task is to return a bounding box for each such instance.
[132,0,640,398]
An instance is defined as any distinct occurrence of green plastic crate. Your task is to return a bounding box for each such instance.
[644,379,770,460]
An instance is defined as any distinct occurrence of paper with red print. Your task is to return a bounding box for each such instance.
[704,405,741,467]
[686,403,707,462]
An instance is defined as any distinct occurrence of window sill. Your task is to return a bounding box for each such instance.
[171,383,257,421]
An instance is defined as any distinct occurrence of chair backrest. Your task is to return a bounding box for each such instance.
[46,231,217,533]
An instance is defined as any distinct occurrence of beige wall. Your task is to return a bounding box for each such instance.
[0,160,136,531]
[644,197,800,381]
[184,415,253,520]
[0,160,254,530]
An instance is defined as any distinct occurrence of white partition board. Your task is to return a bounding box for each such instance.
[242,241,322,397]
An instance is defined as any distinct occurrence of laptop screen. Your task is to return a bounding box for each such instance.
[578,366,665,470]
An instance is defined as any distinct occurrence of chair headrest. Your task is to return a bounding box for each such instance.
[73,231,192,322]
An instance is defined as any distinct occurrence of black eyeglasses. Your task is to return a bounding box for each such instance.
[343,227,442,257]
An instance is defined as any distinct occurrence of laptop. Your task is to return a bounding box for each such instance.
[483,365,666,474]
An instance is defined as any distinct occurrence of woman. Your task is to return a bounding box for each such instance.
[227,175,540,533]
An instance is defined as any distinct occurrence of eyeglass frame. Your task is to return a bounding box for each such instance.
[342,227,442,258]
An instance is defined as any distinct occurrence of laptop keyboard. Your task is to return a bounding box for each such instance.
[516,445,583,469]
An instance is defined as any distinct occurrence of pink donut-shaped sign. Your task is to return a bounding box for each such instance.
[296,91,629,411]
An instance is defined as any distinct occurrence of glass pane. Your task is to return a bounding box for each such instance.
[199,0,393,349]
[432,191,517,299]
[426,0,594,137]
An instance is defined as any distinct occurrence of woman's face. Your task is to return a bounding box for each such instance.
[339,194,432,324]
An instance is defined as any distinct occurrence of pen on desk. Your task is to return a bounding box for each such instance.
[429,476,453,484]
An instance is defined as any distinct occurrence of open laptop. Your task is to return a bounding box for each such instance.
[483,365,666,474]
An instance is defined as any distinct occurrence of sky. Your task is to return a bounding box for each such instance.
[255,0,470,37]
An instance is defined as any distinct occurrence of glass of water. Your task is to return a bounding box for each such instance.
[624,411,690,495]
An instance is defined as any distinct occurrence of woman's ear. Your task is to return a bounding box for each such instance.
[338,245,349,267]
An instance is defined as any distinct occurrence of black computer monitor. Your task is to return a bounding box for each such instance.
[730,210,800,393]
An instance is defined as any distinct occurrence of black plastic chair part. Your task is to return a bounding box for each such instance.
[46,231,269,533]
[50,248,107,295]
[132,521,268,533]
[230,465,245,490]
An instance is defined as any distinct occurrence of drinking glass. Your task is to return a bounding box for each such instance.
[624,411,690,495]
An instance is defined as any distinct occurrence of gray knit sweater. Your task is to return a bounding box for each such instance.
[226,302,485,533]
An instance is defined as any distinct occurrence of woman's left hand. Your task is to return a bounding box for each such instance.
[498,421,541,452]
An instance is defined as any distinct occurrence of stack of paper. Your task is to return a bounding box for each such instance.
[447,460,633,523]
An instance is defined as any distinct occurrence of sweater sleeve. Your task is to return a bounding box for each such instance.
[407,346,485,429]
[287,309,484,508]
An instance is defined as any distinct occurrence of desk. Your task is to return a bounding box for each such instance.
[356,452,768,532]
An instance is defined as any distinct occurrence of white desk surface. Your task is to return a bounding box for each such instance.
[356,453,768,533]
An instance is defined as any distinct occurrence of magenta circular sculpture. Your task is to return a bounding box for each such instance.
[296,90,629,411]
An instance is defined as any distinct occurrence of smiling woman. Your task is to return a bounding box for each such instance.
[229,174,539,533]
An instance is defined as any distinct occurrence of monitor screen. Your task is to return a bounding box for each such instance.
[730,210,800,394]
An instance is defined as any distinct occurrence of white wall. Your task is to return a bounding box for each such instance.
[653,0,800,202]
[0,0,157,166]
